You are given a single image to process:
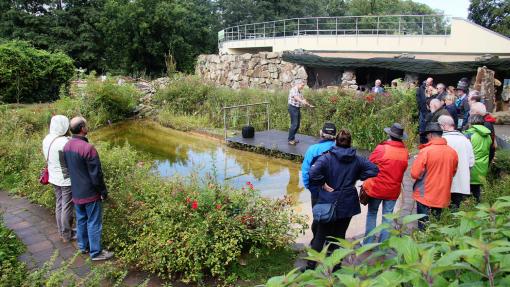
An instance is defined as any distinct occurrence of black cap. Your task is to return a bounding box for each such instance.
[322,122,337,136]
[425,122,443,133]
[384,123,408,140]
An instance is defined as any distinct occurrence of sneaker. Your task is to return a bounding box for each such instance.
[91,250,114,261]
[80,249,89,254]
[288,140,297,145]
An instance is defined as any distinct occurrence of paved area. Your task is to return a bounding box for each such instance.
[0,191,164,286]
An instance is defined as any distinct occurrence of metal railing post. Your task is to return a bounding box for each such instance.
[283,19,286,37]
[335,17,338,35]
[355,17,358,35]
[266,103,270,131]
[317,18,319,35]
[377,16,380,35]
[245,25,247,40]
[263,23,266,38]
[238,26,240,40]
[297,18,300,37]
[223,108,227,141]
[398,16,401,35]
[422,15,425,35]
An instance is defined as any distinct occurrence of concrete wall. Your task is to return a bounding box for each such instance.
[220,19,510,61]
[196,52,307,89]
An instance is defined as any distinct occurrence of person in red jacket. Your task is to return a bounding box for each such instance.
[363,123,409,244]
[412,122,458,230]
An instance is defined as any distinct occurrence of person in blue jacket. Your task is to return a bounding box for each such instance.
[307,129,379,270]
[301,122,337,245]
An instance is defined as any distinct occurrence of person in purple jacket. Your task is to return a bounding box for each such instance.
[63,117,113,261]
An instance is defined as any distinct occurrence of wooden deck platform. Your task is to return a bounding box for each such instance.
[226,129,319,158]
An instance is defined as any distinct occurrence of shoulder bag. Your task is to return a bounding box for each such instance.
[359,185,370,206]
[312,201,337,223]
[39,136,61,185]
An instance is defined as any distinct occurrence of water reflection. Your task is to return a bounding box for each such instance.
[92,121,306,203]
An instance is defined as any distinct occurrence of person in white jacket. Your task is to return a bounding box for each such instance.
[42,115,74,242]
[438,115,475,209]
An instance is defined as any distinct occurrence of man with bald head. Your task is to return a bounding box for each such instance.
[63,117,113,261]
[423,99,449,143]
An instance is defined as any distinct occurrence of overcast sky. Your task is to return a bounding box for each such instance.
[414,0,470,18]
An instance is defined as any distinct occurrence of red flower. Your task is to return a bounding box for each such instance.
[365,95,375,103]
[191,200,198,210]
[216,204,222,210]
[186,197,191,203]
[246,181,254,190]
[331,96,338,103]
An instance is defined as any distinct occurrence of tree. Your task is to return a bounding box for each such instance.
[468,0,510,37]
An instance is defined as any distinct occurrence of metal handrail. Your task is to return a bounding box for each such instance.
[222,102,270,141]
[218,14,451,44]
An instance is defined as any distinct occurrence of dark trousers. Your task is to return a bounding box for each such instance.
[416,201,442,230]
[450,193,467,210]
[471,184,481,203]
[288,105,301,141]
[419,113,428,144]
[308,217,351,269]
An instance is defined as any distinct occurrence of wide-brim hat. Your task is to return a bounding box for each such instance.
[384,123,408,140]
[424,122,443,133]
[455,79,469,91]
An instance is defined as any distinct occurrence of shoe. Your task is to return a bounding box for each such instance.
[91,250,114,261]
[80,249,89,254]
[288,140,297,145]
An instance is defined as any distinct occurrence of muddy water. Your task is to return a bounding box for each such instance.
[93,120,412,245]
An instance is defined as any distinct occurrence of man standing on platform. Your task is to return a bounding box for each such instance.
[288,80,314,145]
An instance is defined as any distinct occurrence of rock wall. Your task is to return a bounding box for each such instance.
[195,52,307,89]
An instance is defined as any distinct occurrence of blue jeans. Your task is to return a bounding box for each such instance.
[288,105,301,141]
[364,198,396,244]
[75,200,103,258]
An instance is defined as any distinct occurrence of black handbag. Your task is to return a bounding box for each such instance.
[242,125,255,138]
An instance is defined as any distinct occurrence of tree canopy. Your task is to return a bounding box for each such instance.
[0,0,506,76]
[468,0,510,37]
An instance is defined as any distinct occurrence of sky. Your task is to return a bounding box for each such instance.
[413,0,470,18]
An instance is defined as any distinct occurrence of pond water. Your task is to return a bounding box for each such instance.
[92,121,309,208]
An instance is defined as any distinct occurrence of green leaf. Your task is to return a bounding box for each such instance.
[388,236,420,264]
[335,274,360,287]
[323,248,353,269]
[402,214,426,225]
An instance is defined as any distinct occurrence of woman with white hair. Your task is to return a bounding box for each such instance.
[470,102,497,163]
[42,115,74,242]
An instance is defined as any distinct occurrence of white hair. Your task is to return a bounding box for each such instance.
[438,115,455,127]
[470,102,487,116]
[468,90,480,98]
[430,98,442,112]
[437,83,445,90]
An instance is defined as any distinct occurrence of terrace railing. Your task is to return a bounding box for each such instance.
[218,15,452,46]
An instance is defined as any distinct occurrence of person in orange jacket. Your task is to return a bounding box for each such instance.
[411,122,458,230]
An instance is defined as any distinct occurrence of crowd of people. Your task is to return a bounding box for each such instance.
[299,76,497,270]
[42,116,113,261]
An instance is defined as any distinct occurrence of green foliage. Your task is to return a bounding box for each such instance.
[264,189,510,286]
[0,41,74,103]
[490,149,510,180]
[0,215,27,286]
[0,103,307,284]
[469,0,510,37]
[156,76,418,150]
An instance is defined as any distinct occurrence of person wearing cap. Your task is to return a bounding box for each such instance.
[464,114,492,203]
[301,122,337,245]
[363,123,409,244]
[438,115,475,209]
[411,122,458,230]
[455,78,470,130]
[287,80,314,145]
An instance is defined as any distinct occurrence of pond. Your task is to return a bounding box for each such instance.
[92,120,309,208]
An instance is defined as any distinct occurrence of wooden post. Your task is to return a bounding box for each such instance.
[474,66,496,113]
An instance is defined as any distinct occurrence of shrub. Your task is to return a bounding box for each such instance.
[265,193,510,286]
[0,41,74,103]
[490,149,510,180]
[155,74,212,114]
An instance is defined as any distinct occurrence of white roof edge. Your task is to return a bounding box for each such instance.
[454,18,510,41]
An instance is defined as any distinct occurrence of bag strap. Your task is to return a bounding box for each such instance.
[44,136,62,163]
